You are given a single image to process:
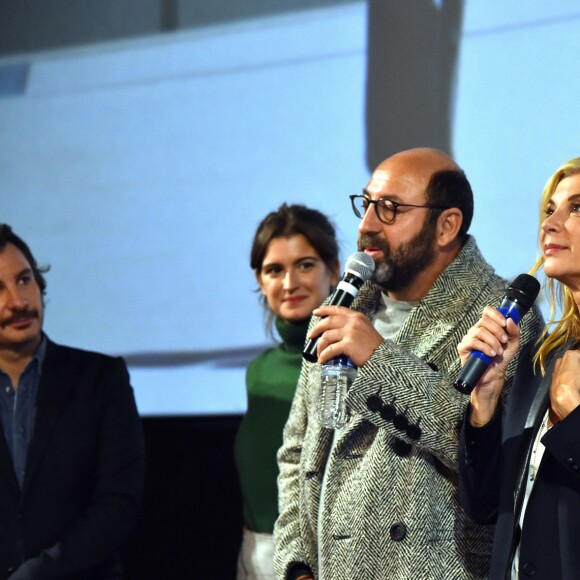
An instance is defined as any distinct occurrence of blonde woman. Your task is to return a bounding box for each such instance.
[457,157,580,579]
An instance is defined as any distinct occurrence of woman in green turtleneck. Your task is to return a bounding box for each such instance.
[234,204,339,580]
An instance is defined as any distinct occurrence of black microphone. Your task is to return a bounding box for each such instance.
[453,274,540,395]
[302,251,375,363]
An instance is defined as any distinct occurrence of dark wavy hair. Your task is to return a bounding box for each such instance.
[0,224,49,295]
[425,169,474,242]
[251,203,339,274]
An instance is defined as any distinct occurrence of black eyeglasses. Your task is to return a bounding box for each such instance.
[350,194,450,225]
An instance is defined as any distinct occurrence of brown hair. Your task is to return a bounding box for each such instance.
[0,224,49,295]
[251,203,339,274]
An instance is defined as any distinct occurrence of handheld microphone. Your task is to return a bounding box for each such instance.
[453,274,540,395]
[302,251,375,363]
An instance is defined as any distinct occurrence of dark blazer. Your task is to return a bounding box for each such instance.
[0,339,146,580]
[459,341,580,580]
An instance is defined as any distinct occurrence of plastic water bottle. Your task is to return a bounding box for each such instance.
[318,355,357,429]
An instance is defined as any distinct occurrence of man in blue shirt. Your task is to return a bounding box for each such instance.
[0,224,145,580]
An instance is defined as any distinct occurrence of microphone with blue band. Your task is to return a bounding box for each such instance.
[453,273,541,395]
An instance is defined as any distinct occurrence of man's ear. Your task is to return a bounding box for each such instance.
[436,208,463,247]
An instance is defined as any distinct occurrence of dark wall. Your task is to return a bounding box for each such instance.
[0,0,359,56]
[365,0,464,168]
[123,415,243,580]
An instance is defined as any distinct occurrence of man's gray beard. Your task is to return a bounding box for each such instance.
[372,261,393,289]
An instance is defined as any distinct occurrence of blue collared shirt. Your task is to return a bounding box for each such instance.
[0,335,47,488]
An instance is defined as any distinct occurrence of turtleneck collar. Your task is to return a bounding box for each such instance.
[275,316,310,352]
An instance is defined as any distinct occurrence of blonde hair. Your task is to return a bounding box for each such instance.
[530,157,580,373]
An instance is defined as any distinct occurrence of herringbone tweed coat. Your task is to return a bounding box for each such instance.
[274,237,543,580]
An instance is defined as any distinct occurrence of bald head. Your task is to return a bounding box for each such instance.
[367,147,473,240]
[373,148,460,190]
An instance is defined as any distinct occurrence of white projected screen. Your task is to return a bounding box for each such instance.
[1,1,578,415]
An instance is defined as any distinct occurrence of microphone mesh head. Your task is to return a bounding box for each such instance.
[507,274,541,311]
[345,251,376,281]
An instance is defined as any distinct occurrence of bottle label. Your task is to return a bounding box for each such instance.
[317,359,357,429]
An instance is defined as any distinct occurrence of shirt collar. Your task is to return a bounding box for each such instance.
[0,333,48,377]
[31,333,48,368]
[18,333,48,376]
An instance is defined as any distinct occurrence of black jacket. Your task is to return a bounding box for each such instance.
[0,339,145,580]
[459,341,580,579]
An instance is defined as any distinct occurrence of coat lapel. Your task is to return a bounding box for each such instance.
[524,366,553,430]
[21,341,75,498]
[513,352,560,513]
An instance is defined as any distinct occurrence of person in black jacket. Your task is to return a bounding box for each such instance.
[0,224,145,580]
[457,157,580,579]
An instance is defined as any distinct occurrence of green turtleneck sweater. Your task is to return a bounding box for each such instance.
[234,317,309,534]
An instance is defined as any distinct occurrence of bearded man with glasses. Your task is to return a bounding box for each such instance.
[274,148,543,580]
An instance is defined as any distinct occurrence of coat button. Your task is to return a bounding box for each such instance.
[406,423,422,440]
[521,562,536,576]
[393,414,409,430]
[390,522,407,541]
[391,438,412,457]
[367,395,383,411]
[380,404,396,421]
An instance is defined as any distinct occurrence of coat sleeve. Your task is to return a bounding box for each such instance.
[457,404,503,524]
[346,304,543,472]
[10,357,146,580]
[347,338,468,471]
[274,360,317,580]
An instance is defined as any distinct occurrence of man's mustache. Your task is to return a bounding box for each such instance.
[358,234,390,258]
[0,309,40,329]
